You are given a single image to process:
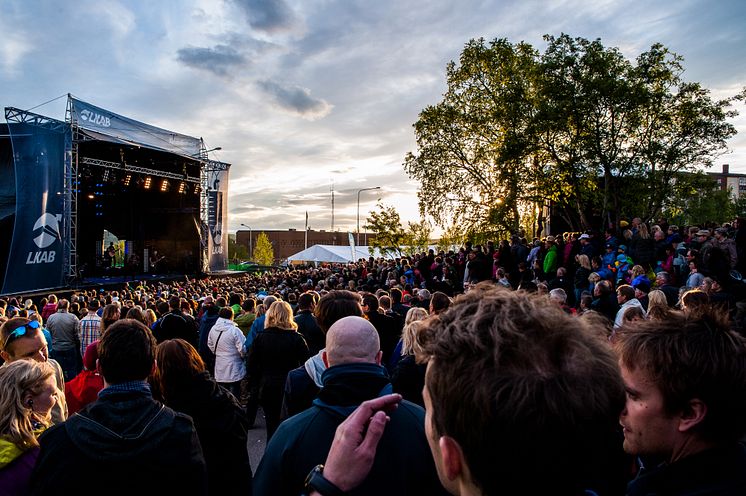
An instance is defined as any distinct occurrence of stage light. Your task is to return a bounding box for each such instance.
[144,177,152,189]
[160,179,170,192]
[102,170,110,182]
[87,194,95,199]
[123,174,132,186]
[194,184,201,194]
[178,181,187,194]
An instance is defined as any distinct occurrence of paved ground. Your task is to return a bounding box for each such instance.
[247,407,267,473]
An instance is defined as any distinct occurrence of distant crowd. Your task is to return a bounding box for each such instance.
[1,216,745,495]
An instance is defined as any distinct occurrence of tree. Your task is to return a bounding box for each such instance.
[228,234,248,262]
[405,34,743,235]
[402,220,433,256]
[364,203,433,256]
[364,202,407,257]
[662,172,734,226]
[404,38,538,238]
[252,232,274,265]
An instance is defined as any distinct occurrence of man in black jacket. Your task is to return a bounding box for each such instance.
[30,319,207,495]
[362,293,399,368]
[294,292,324,356]
[254,316,446,496]
[153,295,198,348]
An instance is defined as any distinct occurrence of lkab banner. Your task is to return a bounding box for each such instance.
[2,118,69,294]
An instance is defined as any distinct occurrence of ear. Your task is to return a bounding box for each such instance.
[678,398,707,433]
[438,435,465,481]
[321,350,329,368]
[0,350,10,363]
[375,350,383,366]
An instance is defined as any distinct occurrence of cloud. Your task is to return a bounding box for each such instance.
[230,0,297,33]
[176,44,247,76]
[257,80,333,119]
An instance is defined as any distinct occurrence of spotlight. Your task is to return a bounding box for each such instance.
[102,170,110,182]
[144,177,152,189]
[123,174,132,187]
[178,181,187,194]
[160,179,170,192]
[194,184,201,194]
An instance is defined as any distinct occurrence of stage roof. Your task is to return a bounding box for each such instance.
[70,97,203,158]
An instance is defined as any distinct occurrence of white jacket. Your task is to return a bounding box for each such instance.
[207,317,246,383]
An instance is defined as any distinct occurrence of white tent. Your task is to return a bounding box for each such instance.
[285,244,391,263]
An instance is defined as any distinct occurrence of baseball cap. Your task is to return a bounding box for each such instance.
[579,233,590,240]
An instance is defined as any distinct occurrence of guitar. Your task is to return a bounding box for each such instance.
[150,254,166,271]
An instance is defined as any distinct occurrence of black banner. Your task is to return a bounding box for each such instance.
[2,118,68,294]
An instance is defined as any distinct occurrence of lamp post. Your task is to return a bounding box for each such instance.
[356,187,381,246]
[240,223,252,260]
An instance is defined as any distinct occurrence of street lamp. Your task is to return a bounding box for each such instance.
[357,186,381,246]
[190,147,222,159]
[240,223,252,259]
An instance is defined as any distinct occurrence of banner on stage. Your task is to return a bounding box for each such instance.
[2,118,69,294]
[206,167,229,271]
[70,97,202,159]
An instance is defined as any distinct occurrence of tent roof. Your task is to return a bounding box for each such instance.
[286,244,391,263]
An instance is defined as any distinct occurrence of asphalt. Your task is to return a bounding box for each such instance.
[247,407,268,474]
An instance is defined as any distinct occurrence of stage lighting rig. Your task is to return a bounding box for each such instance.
[144,177,152,189]
[160,179,170,192]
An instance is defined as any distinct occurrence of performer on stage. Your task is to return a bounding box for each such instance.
[103,242,116,268]
[150,249,166,274]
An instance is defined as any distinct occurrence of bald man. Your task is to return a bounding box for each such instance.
[253,316,447,496]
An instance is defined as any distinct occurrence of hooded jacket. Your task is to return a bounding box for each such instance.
[254,363,447,496]
[29,388,207,496]
[280,351,325,420]
[207,317,246,383]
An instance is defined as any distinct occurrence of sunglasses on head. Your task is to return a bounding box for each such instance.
[3,320,41,349]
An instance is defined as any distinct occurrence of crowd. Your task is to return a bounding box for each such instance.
[0,216,745,495]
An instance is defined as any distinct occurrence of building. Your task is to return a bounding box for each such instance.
[708,164,746,200]
[236,229,376,263]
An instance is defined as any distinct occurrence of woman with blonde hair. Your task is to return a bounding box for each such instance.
[143,308,157,328]
[392,319,429,407]
[389,307,429,371]
[0,360,59,493]
[247,300,309,439]
[646,290,672,321]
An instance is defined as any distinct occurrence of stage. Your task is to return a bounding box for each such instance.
[0,96,231,296]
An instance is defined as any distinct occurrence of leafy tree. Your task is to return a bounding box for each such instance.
[662,172,734,226]
[436,223,465,253]
[364,202,407,257]
[228,234,248,262]
[404,38,538,238]
[252,232,274,266]
[402,220,433,256]
[405,34,743,235]
[365,203,433,256]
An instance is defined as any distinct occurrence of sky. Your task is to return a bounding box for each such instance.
[1,0,745,235]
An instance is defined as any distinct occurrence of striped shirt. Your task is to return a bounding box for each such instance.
[79,312,102,356]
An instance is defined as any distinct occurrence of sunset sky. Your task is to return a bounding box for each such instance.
[2,0,744,234]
